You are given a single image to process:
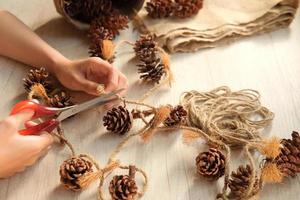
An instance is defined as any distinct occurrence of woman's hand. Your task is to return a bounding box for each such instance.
[0,111,53,178]
[53,57,128,96]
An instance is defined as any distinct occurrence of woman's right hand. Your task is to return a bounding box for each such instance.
[0,110,53,178]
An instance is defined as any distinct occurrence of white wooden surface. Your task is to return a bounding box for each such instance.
[0,1,300,200]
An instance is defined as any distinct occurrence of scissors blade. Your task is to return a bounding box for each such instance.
[57,88,124,121]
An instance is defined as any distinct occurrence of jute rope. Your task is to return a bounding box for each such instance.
[180,86,274,147]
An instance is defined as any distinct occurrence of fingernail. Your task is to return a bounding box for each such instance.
[97,84,105,95]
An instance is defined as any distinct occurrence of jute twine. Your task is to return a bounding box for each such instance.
[180,86,274,147]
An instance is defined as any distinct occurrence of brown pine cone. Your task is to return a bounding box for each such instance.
[173,0,203,18]
[275,131,300,178]
[109,166,138,200]
[137,57,166,83]
[195,148,225,180]
[103,106,133,135]
[134,34,158,62]
[23,67,52,93]
[92,10,129,37]
[164,105,187,126]
[48,91,74,108]
[88,24,114,43]
[146,0,174,18]
[88,40,116,63]
[59,155,94,191]
[228,165,259,199]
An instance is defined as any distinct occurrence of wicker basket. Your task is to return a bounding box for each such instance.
[53,0,145,30]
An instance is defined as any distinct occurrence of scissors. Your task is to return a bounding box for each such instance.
[10,89,124,136]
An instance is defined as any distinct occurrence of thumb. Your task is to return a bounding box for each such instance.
[78,79,103,96]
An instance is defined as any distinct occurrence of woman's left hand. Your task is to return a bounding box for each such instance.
[53,57,128,96]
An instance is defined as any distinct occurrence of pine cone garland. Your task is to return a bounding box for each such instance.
[164,105,187,126]
[23,67,52,93]
[195,148,225,180]
[134,34,158,62]
[275,131,300,178]
[137,57,166,83]
[173,0,203,18]
[228,165,259,199]
[59,155,94,191]
[146,0,174,18]
[48,91,74,108]
[109,166,138,200]
[103,106,133,135]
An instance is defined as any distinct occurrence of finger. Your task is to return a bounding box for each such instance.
[105,68,118,93]
[117,73,129,97]
[22,132,54,149]
[78,79,102,96]
[25,121,37,128]
[8,109,34,125]
[88,57,112,74]
[35,132,54,148]
[16,167,26,173]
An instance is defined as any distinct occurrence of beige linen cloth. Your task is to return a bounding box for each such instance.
[135,0,299,53]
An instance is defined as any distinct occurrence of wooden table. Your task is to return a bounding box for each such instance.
[0,1,299,200]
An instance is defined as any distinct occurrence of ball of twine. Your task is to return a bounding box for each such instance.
[180,86,274,148]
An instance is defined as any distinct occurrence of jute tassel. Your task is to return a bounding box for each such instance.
[141,105,172,142]
[160,50,174,87]
[182,129,201,144]
[261,162,284,183]
[28,83,50,102]
[78,160,120,188]
[101,40,116,61]
[257,137,282,159]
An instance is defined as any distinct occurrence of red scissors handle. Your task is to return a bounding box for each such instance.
[10,100,60,119]
[19,119,59,136]
[10,100,61,135]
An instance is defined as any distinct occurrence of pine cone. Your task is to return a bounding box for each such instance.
[103,106,133,135]
[48,91,74,108]
[146,0,174,18]
[92,10,129,37]
[275,131,300,178]
[137,57,166,83]
[109,166,138,200]
[228,165,259,199]
[59,155,94,191]
[88,24,114,43]
[23,67,52,93]
[134,34,158,62]
[164,105,187,126]
[195,148,225,180]
[89,40,116,63]
[173,0,203,18]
